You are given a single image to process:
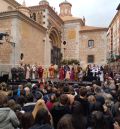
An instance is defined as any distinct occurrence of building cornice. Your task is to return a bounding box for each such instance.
[59,2,72,7]
[80,28,108,33]
[109,10,120,28]
[64,19,84,25]
[0,10,47,33]
[29,4,64,24]
[19,6,31,11]
[29,5,45,11]
[48,15,63,29]
[48,6,64,24]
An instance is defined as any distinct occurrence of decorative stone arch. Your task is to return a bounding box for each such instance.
[8,6,13,11]
[49,27,62,65]
[32,13,36,21]
[49,27,61,48]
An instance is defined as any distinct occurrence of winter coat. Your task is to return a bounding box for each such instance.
[22,102,36,112]
[0,107,19,129]
[29,124,52,129]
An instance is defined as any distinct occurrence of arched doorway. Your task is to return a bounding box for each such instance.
[49,27,62,65]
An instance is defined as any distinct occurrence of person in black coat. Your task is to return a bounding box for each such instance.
[51,94,71,129]
[74,87,90,117]
[29,108,52,129]
[22,93,36,112]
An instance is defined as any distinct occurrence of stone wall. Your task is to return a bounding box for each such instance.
[0,18,13,75]
[80,30,107,68]
[0,11,46,75]
[107,11,120,57]
[62,22,81,60]
[18,18,46,66]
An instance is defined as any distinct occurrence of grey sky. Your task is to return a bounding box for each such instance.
[16,0,120,27]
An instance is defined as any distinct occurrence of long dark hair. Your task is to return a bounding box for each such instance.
[91,111,104,129]
[57,114,74,129]
[71,101,87,129]
[21,112,34,129]
[35,108,51,125]
[90,111,113,129]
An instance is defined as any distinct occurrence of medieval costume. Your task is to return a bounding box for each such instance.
[25,64,30,80]
[74,66,79,81]
[18,64,25,81]
[78,69,83,82]
[64,65,70,78]
[70,67,75,81]
[65,70,71,80]
[49,65,55,79]
[38,66,44,80]
[54,64,58,78]
[43,68,49,80]
[31,65,36,80]
[86,65,93,82]
[59,66,64,80]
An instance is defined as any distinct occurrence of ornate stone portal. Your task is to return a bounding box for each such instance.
[49,27,62,65]
[29,0,63,67]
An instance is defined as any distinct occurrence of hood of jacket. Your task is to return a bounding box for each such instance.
[0,107,11,123]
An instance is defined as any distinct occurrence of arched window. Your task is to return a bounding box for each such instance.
[33,13,36,21]
[8,6,13,11]
[30,14,32,19]
[65,9,67,14]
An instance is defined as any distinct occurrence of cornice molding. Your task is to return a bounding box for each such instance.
[29,5,45,11]
[47,6,63,24]
[64,18,84,26]
[59,2,72,7]
[19,6,31,11]
[49,13,63,27]
[29,4,64,24]
[0,11,47,33]
[80,28,108,33]
[108,10,120,28]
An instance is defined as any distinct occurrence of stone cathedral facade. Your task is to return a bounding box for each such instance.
[0,0,107,73]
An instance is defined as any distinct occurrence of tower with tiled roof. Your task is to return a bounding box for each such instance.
[59,0,72,17]
[39,0,49,6]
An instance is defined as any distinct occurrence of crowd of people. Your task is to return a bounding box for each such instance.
[11,64,106,83]
[0,63,120,129]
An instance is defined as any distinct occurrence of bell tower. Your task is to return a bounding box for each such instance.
[59,0,72,17]
[39,0,49,5]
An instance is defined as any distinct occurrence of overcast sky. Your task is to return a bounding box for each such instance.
[16,0,120,27]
